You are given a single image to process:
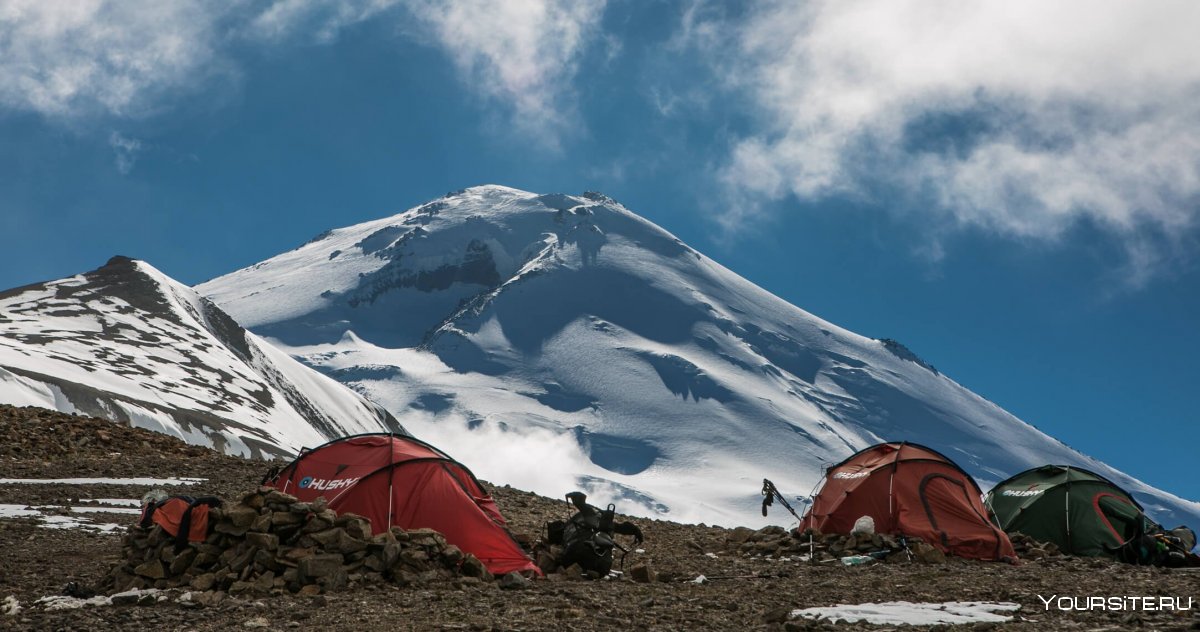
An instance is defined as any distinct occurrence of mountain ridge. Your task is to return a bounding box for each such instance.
[0,256,404,457]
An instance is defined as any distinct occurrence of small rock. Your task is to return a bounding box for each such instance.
[498,572,530,590]
[110,591,141,606]
[298,554,345,580]
[629,564,656,583]
[460,554,492,581]
[762,606,792,624]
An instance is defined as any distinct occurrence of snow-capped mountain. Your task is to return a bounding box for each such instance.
[0,256,404,457]
[199,186,1200,528]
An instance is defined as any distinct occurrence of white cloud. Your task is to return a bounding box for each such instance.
[0,0,229,119]
[249,0,608,136]
[108,131,142,175]
[247,0,400,43]
[0,0,606,140]
[402,0,606,137]
[704,1,1200,277]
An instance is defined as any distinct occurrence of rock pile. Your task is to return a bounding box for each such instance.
[725,526,950,564]
[0,404,209,461]
[104,487,489,596]
[1008,532,1062,559]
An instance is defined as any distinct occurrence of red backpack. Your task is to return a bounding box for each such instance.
[138,496,222,549]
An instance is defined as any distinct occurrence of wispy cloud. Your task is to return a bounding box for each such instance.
[692,1,1200,282]
[108,131,142,175]
[0,0,228,119]
[402,0,607,140]
[246,0,400,43]
[0,0,607,141]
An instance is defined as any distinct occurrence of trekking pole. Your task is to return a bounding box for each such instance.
[760,479,803,522]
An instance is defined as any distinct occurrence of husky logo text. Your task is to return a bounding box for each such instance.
[1001,489,1044,497]
[832,470,869,480]
[298,475,361,491]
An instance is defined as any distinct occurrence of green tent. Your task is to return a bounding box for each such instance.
[985,465,1155,558]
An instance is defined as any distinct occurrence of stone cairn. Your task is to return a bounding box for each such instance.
[104,488,492,597]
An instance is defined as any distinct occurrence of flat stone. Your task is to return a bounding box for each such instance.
[238,491,264,510]
[170,548,197,575]
[298,554,345,580]
[246,532,279,551]
[272,511,302,526]
[282,547,315,562]
[189,573,216,592]
[263,490,298,506]
[134,560,165,580]
[225,506,259,529]
[250,512,272,533]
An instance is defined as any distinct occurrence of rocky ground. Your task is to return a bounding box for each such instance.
[1,404,1198,631]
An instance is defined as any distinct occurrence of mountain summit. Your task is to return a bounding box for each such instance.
[199,186,1200,526]
[0,256,403,456]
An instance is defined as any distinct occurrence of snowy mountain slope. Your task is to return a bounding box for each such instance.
[0,256,404,457]
[199,186,1200,528]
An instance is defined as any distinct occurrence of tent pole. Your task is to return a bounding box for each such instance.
[387,432,395,528]
[1064,466,1071,552]
[889,442,906,532]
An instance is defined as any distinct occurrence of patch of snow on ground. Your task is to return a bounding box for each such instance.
[0,505,40,519]
[35,594,111,610]
[34,589,161,611]
[791,601,1021,626]
[0,504,132,533]
[0,477,205,486]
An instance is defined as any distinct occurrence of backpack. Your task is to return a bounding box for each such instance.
[1110,516,1200,567]
[139,495,223,551]
[547,491,643,576]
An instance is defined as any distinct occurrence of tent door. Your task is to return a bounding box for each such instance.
[1093,492,1141,547]
[918,473,1002,559]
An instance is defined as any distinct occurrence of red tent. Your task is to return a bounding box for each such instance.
[267,433,539,576]
[799,442,1017,561]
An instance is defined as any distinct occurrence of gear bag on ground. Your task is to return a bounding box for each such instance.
[546,491,643,575]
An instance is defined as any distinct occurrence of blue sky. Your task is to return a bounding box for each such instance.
[2,1,1198,504]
